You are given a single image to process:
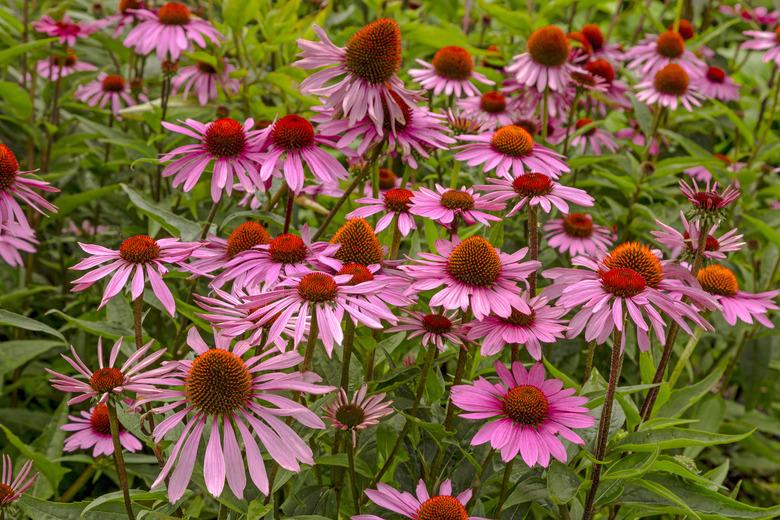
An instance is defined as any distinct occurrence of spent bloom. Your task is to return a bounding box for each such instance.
[679,178,740,219]
[171,60,241,106]
[324,385,393,446]
[696,265,779,327]
[409,45,494,97]
[0,454,37,508]
[477,173,594,217]
[506,25,577,92]
[387,310,467,352]
[544,213,614,257]
[63,403,143,456]
[355,480,489,520]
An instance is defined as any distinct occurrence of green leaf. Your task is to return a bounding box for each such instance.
[0,81,32,119]
[0,340,62,377]
[614,428,753,452]
[655,358,727,419]
[47,310,134,340]
[17,495,86,520]
[53,184,121,218]
[222,0,261,29]
[476,0,532,33]
[0,286,57,306]
[80,489,164,517]
[314,454,372,478]
[121,184,201,241]
[0,424,68,491]
[633,479,702,519]
[0,310,65,342]
[743,215,780,249]
[0,38,58,65]
[547,461,580,504]
[629,93,653,138]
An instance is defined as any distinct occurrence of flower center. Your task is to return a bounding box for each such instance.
[226,221,271,258]
[527,25,570,67]
[383,188,413,212]
[271,114,315,151]
[653,63,689,96]
[674,19,695,40]
[603,242,663,288]
[89,367,125,393]
[504,308,536,327]
[512,173,553,197]
[446,236,501,287]
[335,403,365,427]
[600,268,647,297]
[332,219,384,266]
[692,191,723,209]
[344,18,402,84]
[561,213,593,238]
[101,74,125,93]
[440,190,475,210]
[378,168,397,190]
[0,483,16,502]
[0,144,19,190]
[682,231,720,251]
[417,495,469,520]
[196,61,217,74]
[585,58,614,83]
[432,46,473,80]
[186,349,252,416]
[118,0,141,13]
[655,30,685,58]
[338,263,374,285]
[479,91,507,114]
[503,385,549,426]
[297,272,338,302]
[157,2,191,25]
[119,235,160,264]
[697,264,738,296]
[706,66,725,83]
[205,118,247,158]
[89,403,112,435]
[776,26,780,45]
[52,49,77,67]
[269,234,308,264]
[422,313,453,334]
[491,125,535,157]
[582,24,604,50]
[576,118,596,136]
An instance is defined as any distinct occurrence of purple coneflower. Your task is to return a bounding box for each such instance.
[721,4,779,25]
[33,14,95,46]
[652,212,744,260]
[355,480,489,520]
[387,310,467,352]
[410,46,494,97]
[324,385,393,446]
[188,221,272,279]
[679,178,740,218]
[741,27,780,66]
[570,117,619,154]
[347,188,416,236]
[457,91,519,127]
[63,403,143,456]
[75,73,141,116]
[636,63,703,111]
[698,66,739,101]
[625,30,705,77]
[409,184,502,228]
[0,222,37,267]
[0,454,37,507]
[171,60,240,106]
[506,25,578,92]
[477,173,594,217]
[544,213,614,257]
[36,49,96,81]
[0,144,58,234]
[697,265,779,327]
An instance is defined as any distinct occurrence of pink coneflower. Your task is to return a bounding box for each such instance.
[100,0,147,37]
[698,66,740,101]
[584,59,631,111]
[0,454,37,507]
[356,480,489,520]
[46,338,169,405]
[451,361,594,466]
[544,213,614,257]
[387,310,467,351]
[679,178,740,217]
[0,144,58,233]
[652,211,744,260]
[142,328,333,502]
[70,235,200,315]
[33,14,95,46]
[697,265,779,327]
[741,27,780,65]
[347,188,416,236]
[636,63,703,111]
[455,125,569,179]
[401,236,540,320]
[615,121,661,155]
[580,24,624,62]
[171,60,240,106]
[258,115,348,193]
[477,173,594,217]
[161,117,265,202]
[188,221,272,279]
[123,2,221,61]
[36,49,96,81]
[625,30,705,77]
[445,108,489,136]
[409,184,502,228]
[63,403,143,456]
[213,225,341,288]
[409,46,494,97]
[457,91,519,127]
[75,73,140,116]
[0,222,37,267]
[570,118,618,154]
[506,25,578,92]
[467,294,567,359]
[721,4,779,25]
[324,385,393,446]
[295,20,417,132]
[543,242,715,350]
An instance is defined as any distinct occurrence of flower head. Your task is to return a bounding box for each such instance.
[387,309,467,351]
[570,118,618,155]
[75,73,144,116]
[636,63,703,111]
[33,14,95,46]
[741,27,780,66]
[544,213,614,257]
[679,178,740,220]
[698,66,740,101]
[409,46,494,97]
[0,144,58,234]
[625,30,705,77]
[409,184,503,228]
[171,60,240,106]
[36,49,96,81]
[188,221,272,278]
[324,385,393,445]
[652,211,744,260]
[63,403,143,456]
[347,188,416,236]
[696,265,778,327]
[457,91,519,128]
[477,173,594,216]
[0,222,37,267]
[357,479,486,520]
[506,25,578,92]
[331,218,385,266]
[0,454,37,507]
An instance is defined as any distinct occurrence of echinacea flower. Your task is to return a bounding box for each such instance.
[679,178,740,219]
[455,125,569,179]
[721,4,779,25]
[188,221,272,279]
[402,236,540,320]
[651,211,744,260]
[615,120,661,155]
[387,310,467,351]
[444,108,488,135]
[295,19,417,132]
[451,361,594,466]
[741,27,780,66]
[466,294,567,359]
[570,118,619,154]
[409,184,503,228]
[0,454,37,507]
[409,46,494,97]
[258,115,348,193]
[36,49,96,81]
[636,63,703,111]
[457,91,519,127]
[70,235,200,315]
[625,30,705,77]
[324,385,393,446]
[696,264,778,327]
[75,73,140,116]
[0,222,37,267]
[579,24,624,62]
[347,188,416,236]
[0,144,59,233]
[331,218,385,267]
[124,2,222,61]
[161,117,266,202]
[544,213,614,257]
[63,403,143,456]
[141,328,334,502]
[583,59,631,111]
[506,25,578,92]
[33,14,95,46]
[684,153,745,183]
[477,173,594,217]
[698,66,740,101]
[47,338,170,405]
[171,60,240,106]
[354,480,489,520]
[99,0,147,36]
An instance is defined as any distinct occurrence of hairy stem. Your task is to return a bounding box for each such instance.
[106,400,135,520]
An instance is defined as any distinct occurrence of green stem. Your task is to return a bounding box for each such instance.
[449,160,461,189]
[58,463,97,502]
[562,90,582,159]
[583,340,597,384]
[496,459,515,514]
[668,327,703,388]
[200,200,221,240]
[106,400,135,520]
[527,204,539,295]
[346,438,361,514]
[340,319,356,389]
